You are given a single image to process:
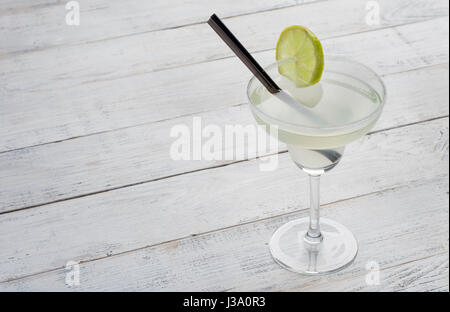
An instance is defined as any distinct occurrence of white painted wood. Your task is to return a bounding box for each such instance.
[0,0,302,54]
[1,177,447,291]
[0,0,448,293]
[0,118,447,282]
[300,253,449,292]
[0,0,57,10]
[0,64,448,212]
[387,254,449,292]
[1,16,449,152]
[4,0,447,56]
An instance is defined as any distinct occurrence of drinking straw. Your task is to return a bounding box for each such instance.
[207,14,281,94]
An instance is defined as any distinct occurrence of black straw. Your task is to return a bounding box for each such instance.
[207,14,281,94]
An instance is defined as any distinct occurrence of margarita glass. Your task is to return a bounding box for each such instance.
[247,56,386,274]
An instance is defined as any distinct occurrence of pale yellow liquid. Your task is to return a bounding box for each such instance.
[250,73,382,169]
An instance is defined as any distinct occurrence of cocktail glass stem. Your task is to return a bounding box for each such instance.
[305,174,323,244]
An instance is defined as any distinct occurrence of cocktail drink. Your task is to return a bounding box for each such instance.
[247,56,386,274]
[249,56,384,169]
[208,15,386,275]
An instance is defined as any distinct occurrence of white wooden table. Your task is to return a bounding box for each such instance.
[0,0,448,292]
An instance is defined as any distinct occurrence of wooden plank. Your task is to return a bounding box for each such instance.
[1,0,446,64]
[1,16,449,152]
[0,1,58,10]
[0,63,448,212]
[2,1,447,82]
[296,253,449,292]
[388,254,448,292]
[0,0,302,54]
[0,118,448,282]
[1,177,447,291]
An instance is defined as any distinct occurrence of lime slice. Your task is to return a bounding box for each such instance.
[276,25,324,87]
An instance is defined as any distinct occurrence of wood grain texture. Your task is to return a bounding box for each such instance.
[0,0,448,293]
[0,2,448,151]
[0,0,59,11]
[1,177,447,291]
[0,118,448,283]
[388,254,449,292]
[322,253,449,292]
[0,0,302,54]
[0,63,448,212]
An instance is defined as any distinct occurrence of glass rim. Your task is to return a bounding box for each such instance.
[246,55,387,134]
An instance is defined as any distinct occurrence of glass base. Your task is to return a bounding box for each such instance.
[269,217,358,275]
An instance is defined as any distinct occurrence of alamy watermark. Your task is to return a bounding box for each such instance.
[365,260,381,285]
[65,260,80,287]
[365,1,380,26]
[169,117,279,171]
[65,1,80,26]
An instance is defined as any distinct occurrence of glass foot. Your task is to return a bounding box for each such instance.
[269,217,358,275]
